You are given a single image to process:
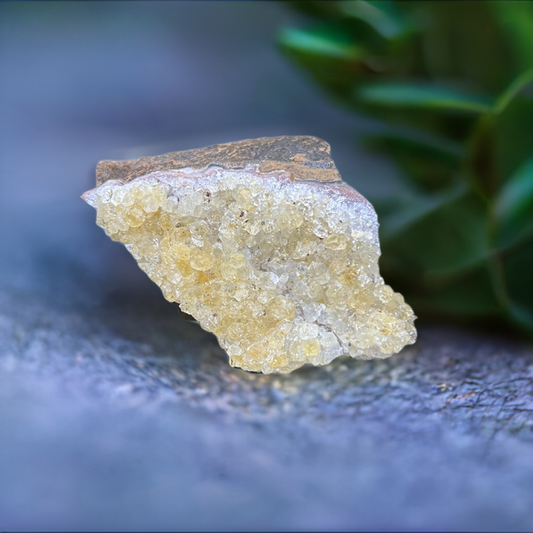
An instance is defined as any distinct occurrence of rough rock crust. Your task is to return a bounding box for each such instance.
[95,136,343,186]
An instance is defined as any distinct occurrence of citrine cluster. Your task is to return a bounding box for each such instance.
[88,168,416,373]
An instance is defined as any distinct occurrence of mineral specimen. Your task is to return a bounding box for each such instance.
[82,136,416,373]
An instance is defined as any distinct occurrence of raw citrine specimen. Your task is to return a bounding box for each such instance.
[82,136,416,374]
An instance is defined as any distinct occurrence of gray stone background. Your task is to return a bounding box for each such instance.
[0,2,532,531]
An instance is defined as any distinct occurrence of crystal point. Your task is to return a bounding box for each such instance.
[83,136,416,374]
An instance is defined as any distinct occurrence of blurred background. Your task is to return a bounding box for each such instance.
[276,1,533,335]
[1,2,532,532]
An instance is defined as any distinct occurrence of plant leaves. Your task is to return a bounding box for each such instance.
[379,189,489,276]
[283,1,345,20]
[357,83,493,113]
[493,67,533,114]
[492,96,533,190]
[508,304,533,334]
[363,130,462,191]
[412,2,518,93]
[277,23,370,99]
[403,266,500,318]
[377,183,469,240]
[489,1,533,75]
[338,1,409,40]
[501,239,533,334]
[278,25,362,62]
[278,1,533,334]
[494,156,533,249]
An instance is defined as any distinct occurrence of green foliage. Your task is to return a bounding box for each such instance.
[358,83,493,113]
[278,1,533,334]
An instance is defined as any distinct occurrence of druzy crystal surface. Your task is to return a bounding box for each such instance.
[83,137,416,374]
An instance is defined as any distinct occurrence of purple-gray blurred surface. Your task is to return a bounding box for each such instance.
[1,2,532,531]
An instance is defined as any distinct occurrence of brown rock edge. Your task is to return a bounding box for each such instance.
[95,136,342,187]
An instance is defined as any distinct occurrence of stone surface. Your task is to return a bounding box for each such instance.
[83,137,416,373]
[95,136,343,186]
[1,285,533,531]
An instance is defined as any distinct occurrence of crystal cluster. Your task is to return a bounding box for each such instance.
[84,166,416,373]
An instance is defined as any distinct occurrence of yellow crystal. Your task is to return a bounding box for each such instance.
[84,167,417,374]
[189,248,214,271]
[301,338,321,357]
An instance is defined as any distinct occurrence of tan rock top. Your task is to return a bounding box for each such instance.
[96,136,342,187]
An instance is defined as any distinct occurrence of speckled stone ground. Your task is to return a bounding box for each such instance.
[1,3,533,531]
[4,290,532,433]
[1,284,533,531]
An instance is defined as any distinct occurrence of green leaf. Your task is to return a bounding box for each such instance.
[277,0,533,334]
[489,2,533,74]
[404,266,500,318]
[508,305,533,334]
[363,127,462,159]
[412,2,519,92]
[501,240,533,334]
[379,189,489,276]
[278,26,362,61]
[283,1,345,20]
[378,184,469,239]
[338,0,409,40]
[494,156,533,248]
[357,83,493,113]
[493,97,533,190]
[493,67,533,114]
[363,130,462,191]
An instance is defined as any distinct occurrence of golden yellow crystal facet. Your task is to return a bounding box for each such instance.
[83,164,416,374]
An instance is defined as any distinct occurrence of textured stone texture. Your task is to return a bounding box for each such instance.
[1,285,533,531]
[95,136,343,187]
